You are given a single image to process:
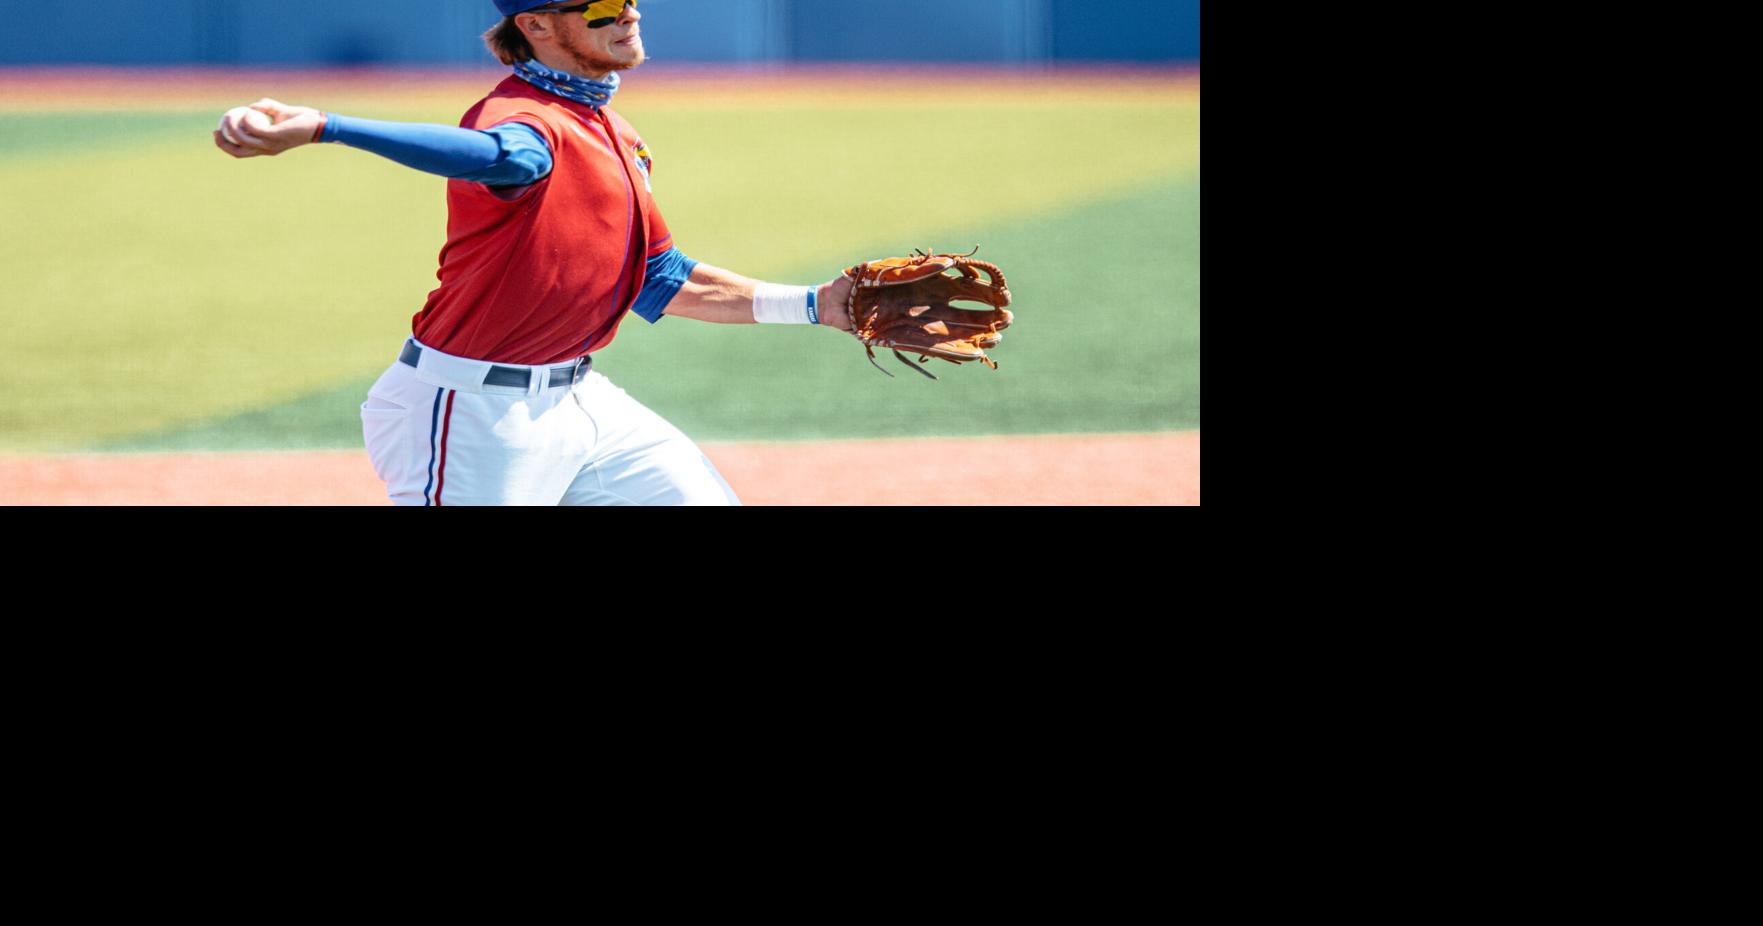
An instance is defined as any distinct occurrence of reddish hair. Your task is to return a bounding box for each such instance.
[482,16,536,65]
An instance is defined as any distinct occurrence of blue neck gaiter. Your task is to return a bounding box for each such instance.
[513,58,621,109]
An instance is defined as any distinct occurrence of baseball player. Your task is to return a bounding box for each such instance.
[213,0,856,506]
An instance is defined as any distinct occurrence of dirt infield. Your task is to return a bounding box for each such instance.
[0,432,1198,506]
[0,64,1198,112]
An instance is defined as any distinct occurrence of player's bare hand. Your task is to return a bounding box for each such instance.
[816,275,855,332]
[214,98,323,158]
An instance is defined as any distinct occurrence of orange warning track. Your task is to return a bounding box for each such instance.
[0,65,1198,111]
[0,432,1199,506]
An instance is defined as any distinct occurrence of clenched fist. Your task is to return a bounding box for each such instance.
[213,98,325,158]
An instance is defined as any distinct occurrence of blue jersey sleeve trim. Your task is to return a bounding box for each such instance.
[630,248,698,324]
[318,114,552,186]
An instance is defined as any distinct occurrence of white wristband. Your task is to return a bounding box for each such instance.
[753,283,819,325]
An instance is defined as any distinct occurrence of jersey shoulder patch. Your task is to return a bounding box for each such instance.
[631,139,653,192]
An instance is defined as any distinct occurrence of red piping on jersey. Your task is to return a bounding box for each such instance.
[583,108,643,357]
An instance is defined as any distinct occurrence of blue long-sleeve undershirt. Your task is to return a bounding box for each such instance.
[319,113,553,187]
[317,112,695,322]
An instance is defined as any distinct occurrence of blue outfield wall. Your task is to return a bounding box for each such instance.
[0,0,1198,67]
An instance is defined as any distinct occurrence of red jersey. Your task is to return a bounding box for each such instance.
[411,76,674,365]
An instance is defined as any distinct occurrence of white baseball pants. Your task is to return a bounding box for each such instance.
[360,338,740,506]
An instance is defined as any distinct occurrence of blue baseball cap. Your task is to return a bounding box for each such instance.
[495,1,558,14]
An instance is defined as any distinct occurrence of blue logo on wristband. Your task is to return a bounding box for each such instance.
[807,288,819,325]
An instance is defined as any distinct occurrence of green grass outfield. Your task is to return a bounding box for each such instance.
[0,88,1199,452]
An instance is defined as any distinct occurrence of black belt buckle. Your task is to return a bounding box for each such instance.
[548,355,591,388]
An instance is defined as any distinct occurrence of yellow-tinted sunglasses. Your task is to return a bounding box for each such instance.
[533,0,636,29]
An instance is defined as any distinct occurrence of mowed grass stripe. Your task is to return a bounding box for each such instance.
[3,92,1197,451]
[597,173,1200,442]
[100,174,1199,450]
[0,111,223,161]
[0,121,442,452]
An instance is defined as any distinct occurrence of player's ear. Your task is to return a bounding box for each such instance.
[514,13,550,40]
